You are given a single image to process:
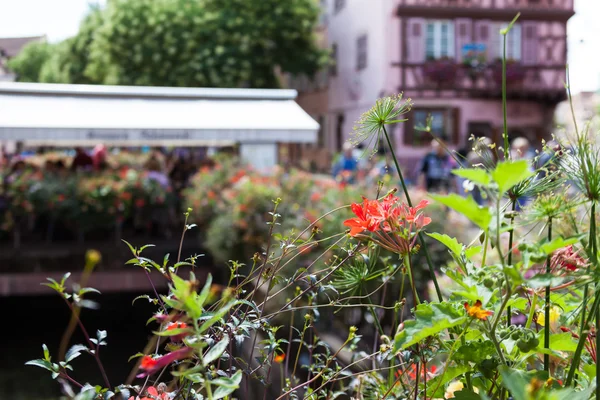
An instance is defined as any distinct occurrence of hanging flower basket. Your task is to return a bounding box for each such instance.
[491,60,526,86]
[423,58,458,86]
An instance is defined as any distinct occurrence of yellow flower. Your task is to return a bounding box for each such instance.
[85,249,102,266]
[537,305,561,330]
[444,381,479,399]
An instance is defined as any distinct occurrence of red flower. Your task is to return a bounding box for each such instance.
[128,385,169,400]
[137,347,193,378]
[57,194,66,202]
[395,363,437,382]
[310,192,322,202]
[343,193,432,255]
[166,322,190,342]
[343,200,380,236]
[135,198,146,208]
[551,245,587,272]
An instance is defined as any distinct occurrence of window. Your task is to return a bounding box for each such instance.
[356,35,367,70]
[425,20,455,59]
[492,22,521,60]
[334,0,345,13]
[330,43,338,76]
[404,108,458,146]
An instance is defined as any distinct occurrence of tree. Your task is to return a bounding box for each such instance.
[39,6,105,84]
[7,41,52,82]
[85,0,327,88]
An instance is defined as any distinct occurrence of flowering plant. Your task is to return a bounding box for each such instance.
[23,22,600,400]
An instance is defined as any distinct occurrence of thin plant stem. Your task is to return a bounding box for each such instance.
[506,199,517,325]
[405,254,420,306]
[544,217,552,372]
[481,229,489,268]
[566,282,600,386]
[525,293,538,329]
[502,32,509,161]
[382,125,443,302]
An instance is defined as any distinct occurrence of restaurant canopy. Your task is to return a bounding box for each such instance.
[0,82,319,169]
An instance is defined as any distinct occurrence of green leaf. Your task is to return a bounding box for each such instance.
[66,344,88,362]
[393,302,468,351]
[454,390,482,400]
[25,359,54,372]
[196,274,214,311]
[491,160,534,195]
[426,365,470,398]
[153,327,191,337]
[43,344,50,360]
[498,367,548,400]
[122,239,136,255]
[198,300,239,334]
[498,367,529,400]
[427,233,463,256]
[212,370,242,399]
[203,336,229,366]
[465,246,482,259]
[452,168,491,186]
[79,287,101,295]
[540,236,580,255]
[430,194,492,230]
[538,332,578,352]
[526,273,567,289]
[454,340,495,364]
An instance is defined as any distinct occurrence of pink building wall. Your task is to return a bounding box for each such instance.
[319,0,572,169]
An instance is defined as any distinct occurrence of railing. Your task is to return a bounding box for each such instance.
[394,62,566,100]
[397,0,573,11]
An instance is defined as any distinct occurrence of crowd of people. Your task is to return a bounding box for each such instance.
[331,136,554,206]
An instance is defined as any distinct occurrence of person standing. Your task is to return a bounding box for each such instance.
[417,140,452,192]
[332,143,358,184]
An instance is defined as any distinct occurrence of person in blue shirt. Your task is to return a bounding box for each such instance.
[332,143,358,183]
[417,140,452,192]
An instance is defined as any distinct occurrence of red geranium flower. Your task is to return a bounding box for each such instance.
[343,193,432,255]
[137,347,193,378]
[343,199,380,236]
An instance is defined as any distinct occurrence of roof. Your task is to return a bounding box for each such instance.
[0,82,319,146]
[0,36,45,58]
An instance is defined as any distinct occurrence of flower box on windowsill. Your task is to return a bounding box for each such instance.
[491,60,526,86]
[423,57,458,87]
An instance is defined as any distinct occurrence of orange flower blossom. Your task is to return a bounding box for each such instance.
[464,300,493,320]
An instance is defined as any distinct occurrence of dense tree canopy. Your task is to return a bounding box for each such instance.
[6,41,52,82]
[9,0,327,88]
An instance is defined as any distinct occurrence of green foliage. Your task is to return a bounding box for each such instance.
[6,40,52,82]
[84,0,326,87]
[492,160,534,195]
[430,193,492,230]
[39,6,105,84]
[393,302,467,351]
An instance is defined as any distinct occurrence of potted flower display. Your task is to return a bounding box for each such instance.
[423,57,458,86]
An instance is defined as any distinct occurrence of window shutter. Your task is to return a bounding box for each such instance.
[474,20,493,62]
[521,22,538,65]
[406,18,426,63]
[452,107,461,145]
[455,18,472,62]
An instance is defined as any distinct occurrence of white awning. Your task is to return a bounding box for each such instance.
[0,82,319,146]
